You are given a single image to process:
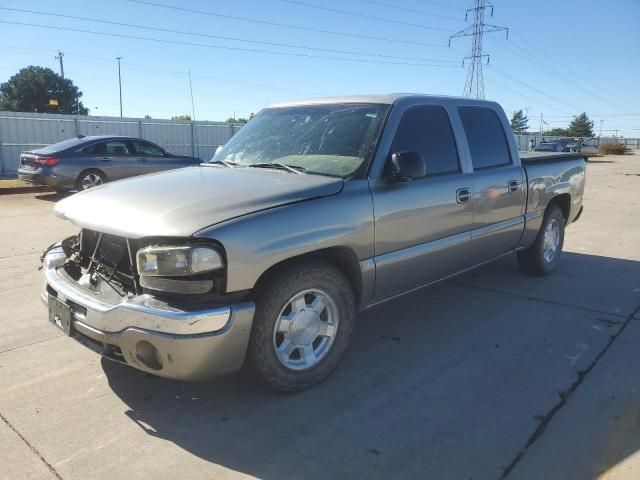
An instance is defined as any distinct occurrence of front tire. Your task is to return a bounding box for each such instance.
[248,261,356,393]
[517,205,565,276]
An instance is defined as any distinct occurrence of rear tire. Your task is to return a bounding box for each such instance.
[517,205,565,276]
[248,261,356,394]
[76,169,106,191]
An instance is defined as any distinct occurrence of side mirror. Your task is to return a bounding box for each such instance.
[388,151,426,181]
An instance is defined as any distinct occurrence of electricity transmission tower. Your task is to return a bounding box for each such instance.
[449,0,508,99]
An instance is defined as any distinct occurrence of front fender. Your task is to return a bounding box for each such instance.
[195,180,374,293]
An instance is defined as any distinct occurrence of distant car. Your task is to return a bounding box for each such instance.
[535,139,579,153]
[534,142,564,152]
[17,135,202,192]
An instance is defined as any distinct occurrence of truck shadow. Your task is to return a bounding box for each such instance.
[102,251,640,479]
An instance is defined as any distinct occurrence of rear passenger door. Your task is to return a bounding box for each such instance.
[83,140,140,181]
[458,106,526,264]
[371,104,474,301]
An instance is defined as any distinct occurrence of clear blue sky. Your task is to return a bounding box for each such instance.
[1,0,639,135]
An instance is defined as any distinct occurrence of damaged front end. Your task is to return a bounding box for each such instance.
[39,230,256,381]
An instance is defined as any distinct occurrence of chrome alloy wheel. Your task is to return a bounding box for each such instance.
[272,289,339,371]
[81,173,104,190]
[543,218,560,263]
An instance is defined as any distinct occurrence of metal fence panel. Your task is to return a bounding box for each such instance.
[0,111,242,174]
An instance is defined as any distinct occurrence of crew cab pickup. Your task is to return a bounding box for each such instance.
[42,94,586,393]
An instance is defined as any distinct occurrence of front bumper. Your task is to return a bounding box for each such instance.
[41,247,255,380]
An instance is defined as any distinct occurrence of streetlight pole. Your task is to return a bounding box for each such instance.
[116,57,123,118]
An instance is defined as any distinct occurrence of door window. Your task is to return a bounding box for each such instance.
[390,105,460,176]
[132,141,165,157]
[83,141,133,156]
[458,107,512,169]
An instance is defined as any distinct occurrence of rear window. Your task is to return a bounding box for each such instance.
[458,107,512,170]
[34,137,88,154]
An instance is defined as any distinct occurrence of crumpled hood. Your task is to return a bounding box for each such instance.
[54,166,344,238]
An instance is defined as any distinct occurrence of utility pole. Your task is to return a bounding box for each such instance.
[116,57,123,118]
[55,51,64,78]
[188,70,199,158]
[449,0,508,99]
[539,113,544,136]
[599,119,604,138]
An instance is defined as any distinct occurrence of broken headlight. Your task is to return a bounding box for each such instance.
[136,244,225,294]
[136,245,224,277]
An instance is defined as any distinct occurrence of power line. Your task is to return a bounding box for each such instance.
[487,36,626,110]
[488,22,628,105]
[414,0,466,12]
[359,0,463,21]
[282,0,453,31]
[0,7,459,64]
[487,64,582,111]
[129,0,448,48]
[0,20,463,68]
[0,43,323,96]
[483,71,574,115]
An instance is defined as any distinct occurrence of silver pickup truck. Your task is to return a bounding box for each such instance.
[42,94,586,393]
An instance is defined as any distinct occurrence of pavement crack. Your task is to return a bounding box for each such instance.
[447,280,628,319]
[0,334,64,355]
[500,302,640,479]
[0,411,64,480]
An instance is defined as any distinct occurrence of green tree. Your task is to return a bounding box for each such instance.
[567,113,594,137]
[0,66,88,114]
[171,114,191,121]
[544,127,569,136]
[510,109,529,134]
[226,113,255,124]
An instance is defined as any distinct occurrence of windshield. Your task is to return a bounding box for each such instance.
[210,103,390,177]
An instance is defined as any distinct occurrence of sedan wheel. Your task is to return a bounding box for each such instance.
[79,172,105,190]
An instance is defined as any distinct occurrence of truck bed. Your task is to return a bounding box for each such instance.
[520,151,587,163]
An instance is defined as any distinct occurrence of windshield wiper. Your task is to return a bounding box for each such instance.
[248,163,306,174]
[205,160,238,168]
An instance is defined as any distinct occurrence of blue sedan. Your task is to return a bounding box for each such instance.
[17,135,202,192]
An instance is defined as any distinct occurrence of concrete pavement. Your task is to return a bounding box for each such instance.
[0,154,639,480]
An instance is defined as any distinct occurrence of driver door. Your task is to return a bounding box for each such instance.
[371,105,474,301]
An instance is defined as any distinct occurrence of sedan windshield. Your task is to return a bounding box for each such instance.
[210,103,390,177]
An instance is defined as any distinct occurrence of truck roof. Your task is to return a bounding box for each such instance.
[270,94,500,108]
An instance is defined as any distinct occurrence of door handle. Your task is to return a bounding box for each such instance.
[99,157,111,162]
[508,180,521,193]
[456,187,472,204]
[138,157,147,162]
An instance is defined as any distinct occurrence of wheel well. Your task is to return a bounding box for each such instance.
[547,193,571,223]
[253,247,363,306]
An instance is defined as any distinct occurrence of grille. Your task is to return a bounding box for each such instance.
[77,229,139,294]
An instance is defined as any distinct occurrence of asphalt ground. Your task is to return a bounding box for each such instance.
[1,153,639,480]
